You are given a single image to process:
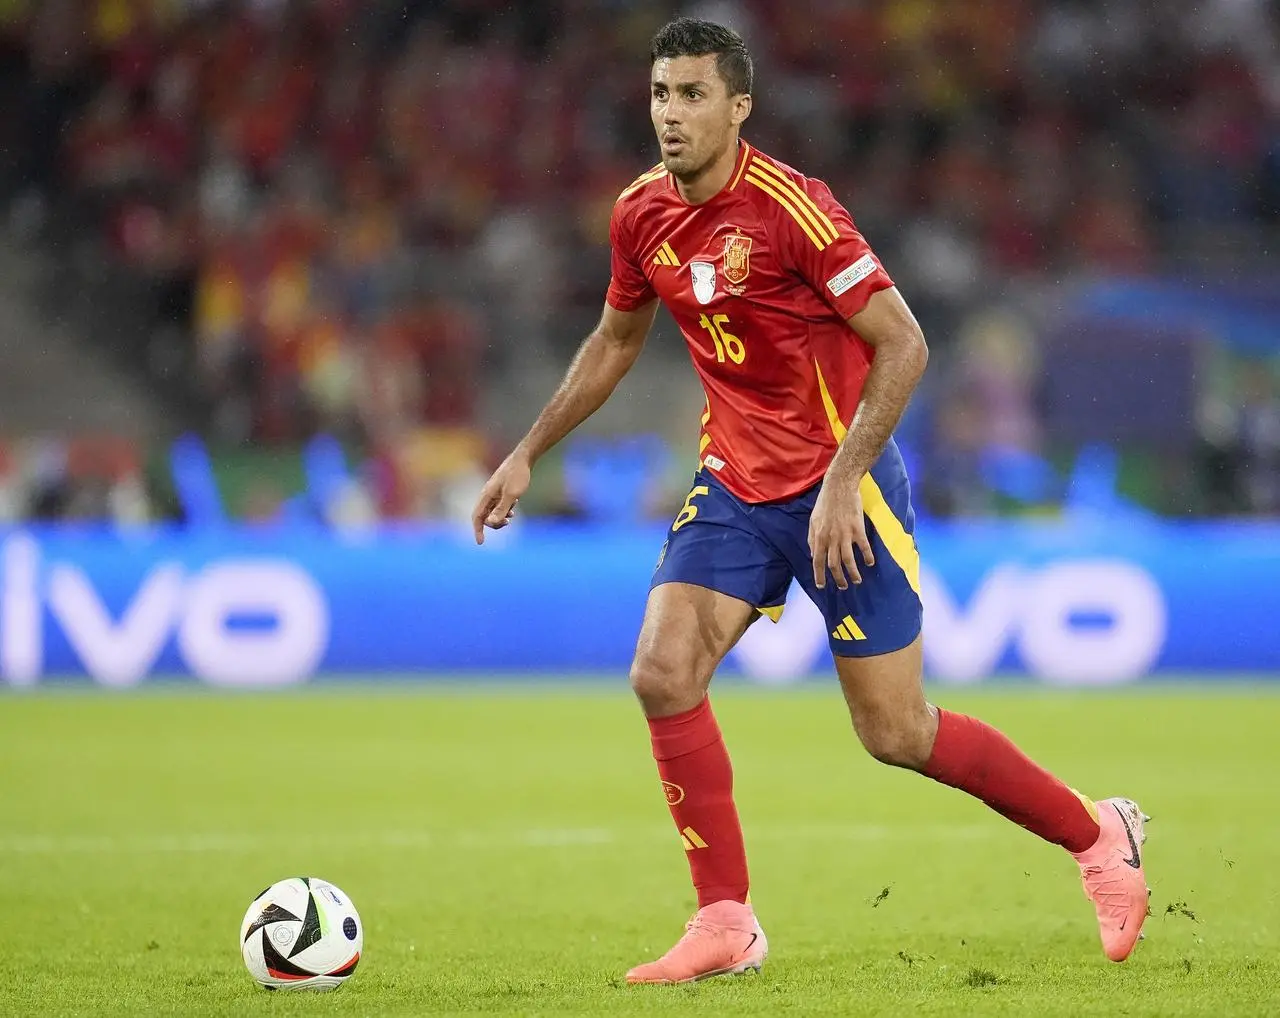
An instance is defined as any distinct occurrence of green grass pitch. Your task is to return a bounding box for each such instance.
[1,682,1278,1016]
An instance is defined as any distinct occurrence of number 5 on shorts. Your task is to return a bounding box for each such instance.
[673,485,710,531]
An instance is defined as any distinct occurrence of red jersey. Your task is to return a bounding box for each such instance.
[606,140,894,504]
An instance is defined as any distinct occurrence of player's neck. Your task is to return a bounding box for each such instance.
[674,138,741,205]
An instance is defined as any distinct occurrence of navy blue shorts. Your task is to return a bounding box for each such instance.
[651,438,922,658]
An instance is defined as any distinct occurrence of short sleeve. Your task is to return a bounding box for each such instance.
[605,202,656,312]
[773,176,894,320]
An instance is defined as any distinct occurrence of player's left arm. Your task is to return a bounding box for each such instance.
[809,288,928,590]
[769,174,928,590]
[832,287,928,485]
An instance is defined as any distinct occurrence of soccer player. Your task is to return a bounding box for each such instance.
[472,17,1151,983]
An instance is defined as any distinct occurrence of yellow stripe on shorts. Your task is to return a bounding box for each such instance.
[814,358,921,595]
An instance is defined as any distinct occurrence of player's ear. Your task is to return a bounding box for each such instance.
[731,93,752,127]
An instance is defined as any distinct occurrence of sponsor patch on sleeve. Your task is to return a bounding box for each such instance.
[826,254,878,297]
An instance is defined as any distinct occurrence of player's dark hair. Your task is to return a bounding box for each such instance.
[650,17,753,97]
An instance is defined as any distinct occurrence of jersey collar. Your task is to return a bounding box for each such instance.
[728,139,752,191]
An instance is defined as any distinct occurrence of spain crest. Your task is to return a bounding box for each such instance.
[722,232,752,286]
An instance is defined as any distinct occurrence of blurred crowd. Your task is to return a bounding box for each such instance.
[1,0,1279,523]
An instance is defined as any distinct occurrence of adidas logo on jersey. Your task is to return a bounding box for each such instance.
[652,241,680,267]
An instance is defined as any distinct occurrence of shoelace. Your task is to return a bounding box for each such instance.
[658,914,715,960]
[1082,863,1136,910]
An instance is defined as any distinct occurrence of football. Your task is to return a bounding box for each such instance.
[239,877,363,991]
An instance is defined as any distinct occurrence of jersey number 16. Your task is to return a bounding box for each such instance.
[698,313,746,365]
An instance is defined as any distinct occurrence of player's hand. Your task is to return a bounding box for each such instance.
[808,473,874,590]
[471,452,531,544]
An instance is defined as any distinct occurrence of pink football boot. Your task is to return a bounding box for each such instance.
[626,899,767,984]
[1072,797,1151,961]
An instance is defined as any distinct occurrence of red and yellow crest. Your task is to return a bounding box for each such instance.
[722,232,752,286]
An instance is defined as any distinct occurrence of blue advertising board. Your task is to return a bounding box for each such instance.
[0,518,1277,687]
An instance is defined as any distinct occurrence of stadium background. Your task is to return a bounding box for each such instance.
[0,0,1276,683]
[2,3,1279,1015]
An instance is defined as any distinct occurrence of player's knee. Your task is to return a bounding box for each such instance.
[855,711,934,770]
[629,647,704,716]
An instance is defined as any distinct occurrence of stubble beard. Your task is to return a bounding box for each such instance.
[664,128,737,186]
[662,151,694,178]
[663,146,712,185]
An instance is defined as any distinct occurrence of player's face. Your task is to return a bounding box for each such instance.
[650,55,749,180]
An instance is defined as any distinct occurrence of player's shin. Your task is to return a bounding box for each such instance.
[922,709,1101,853]
[647,697,750,906]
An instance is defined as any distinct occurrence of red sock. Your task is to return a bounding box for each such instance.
[923,710,1100,853]
[647,698,749,907]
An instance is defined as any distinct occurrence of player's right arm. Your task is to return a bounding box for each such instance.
[471,298,659,544]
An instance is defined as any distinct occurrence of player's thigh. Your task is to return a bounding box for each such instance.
[832,634,935,768]
[632,581,760,712]
[635,474,790,714]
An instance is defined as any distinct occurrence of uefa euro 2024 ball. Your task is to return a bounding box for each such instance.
[240,877,363,991]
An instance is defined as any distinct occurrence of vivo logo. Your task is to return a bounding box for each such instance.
[1,535,329,687]
[732,560,1167,685]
